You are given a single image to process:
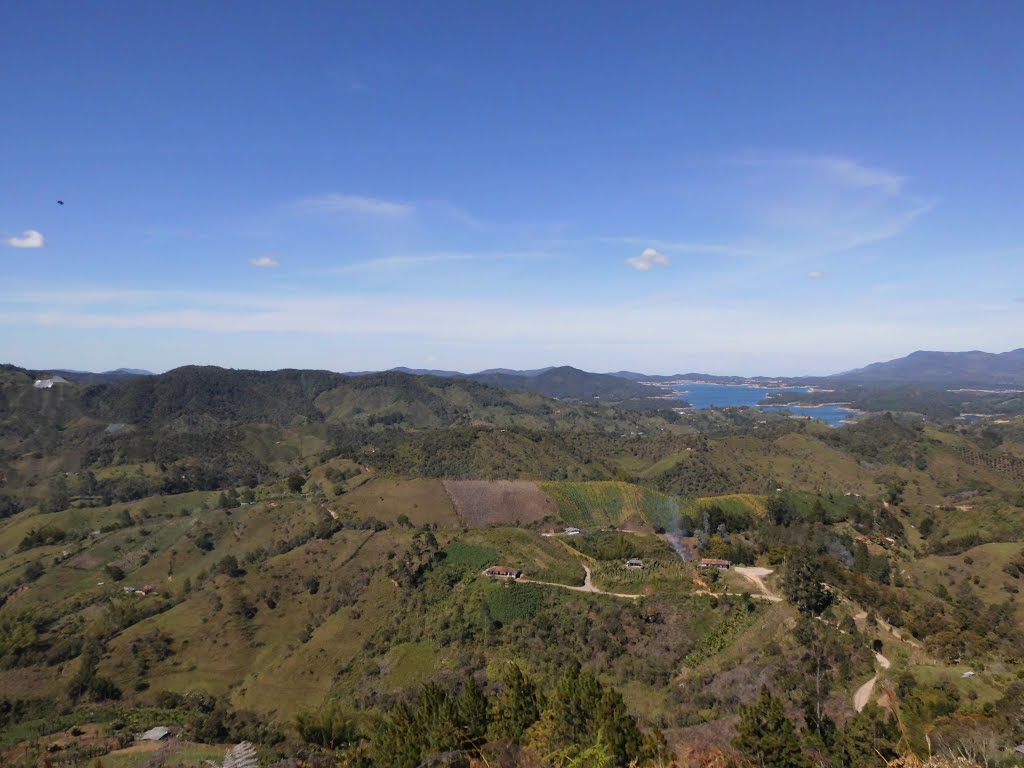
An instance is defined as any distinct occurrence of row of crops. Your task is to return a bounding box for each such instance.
[539,482,768,531]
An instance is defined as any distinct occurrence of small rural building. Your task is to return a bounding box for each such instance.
[564,527,581,536]
[625,559,644,569]
[33,375,70,389]
[140,726,171,741]
[485,566,521,579]
[700,558,731,569]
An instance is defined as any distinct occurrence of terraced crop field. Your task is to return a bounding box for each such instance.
[676,493,767,522]
[539,481,678,529]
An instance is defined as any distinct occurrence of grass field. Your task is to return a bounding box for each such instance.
[908,541,1024,609]
[338,478,460,527]
[99,741,231,768]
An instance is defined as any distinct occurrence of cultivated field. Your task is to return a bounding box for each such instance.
[539,481,676,530]
[443,480,557,527]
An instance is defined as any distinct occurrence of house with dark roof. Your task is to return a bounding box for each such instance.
[625,559,644,569]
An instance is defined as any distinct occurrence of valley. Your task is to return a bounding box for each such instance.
[0,363,1023,766]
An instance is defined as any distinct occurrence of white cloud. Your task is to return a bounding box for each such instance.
[295,194,414,218]
[807,271,828,279]
[6,230,46,248]
[626,248,670,271]
[249,255,280,268]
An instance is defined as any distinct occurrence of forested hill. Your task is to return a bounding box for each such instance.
[469,365,654,401]
[79,365,348,426]
[0,364,682,455]
[833,348,1024,387]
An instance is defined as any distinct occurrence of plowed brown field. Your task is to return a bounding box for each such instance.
[443,480,558,527]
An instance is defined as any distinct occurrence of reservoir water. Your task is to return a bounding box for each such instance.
[669,382,858,427]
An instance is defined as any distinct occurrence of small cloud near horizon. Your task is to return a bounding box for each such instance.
[249,255,280,268]
[626,247,670,271]
[807,271,829,279]
[6,230,46,248]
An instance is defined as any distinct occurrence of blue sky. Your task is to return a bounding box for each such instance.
[2,1,1022,375]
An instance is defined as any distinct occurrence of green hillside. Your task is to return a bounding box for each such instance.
[2,372,1024,766]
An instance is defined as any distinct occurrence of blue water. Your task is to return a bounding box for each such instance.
[670,382,858,427]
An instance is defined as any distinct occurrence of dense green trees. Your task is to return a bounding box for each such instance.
[291,665,651,767]
[783,549,833,615]
[294,701,361,750]
[734,685,809,768]
[489,663,540,743]
[0,493,24,519]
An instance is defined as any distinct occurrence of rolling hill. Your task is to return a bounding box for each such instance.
[834,348,1024,387]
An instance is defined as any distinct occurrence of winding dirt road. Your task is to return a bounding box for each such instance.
[853,651,892,712]
[516,565,642,600]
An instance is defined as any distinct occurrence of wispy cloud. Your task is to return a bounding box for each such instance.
[6,230,46,248]
[812,155,905,194]
[336,252,490,274]
[733,152,905,194]
[626,248,670,271]
[295,194,414,218]
[249,255,280,268]
[331,249,535,275]
[603,237,753,257]
[727,151,934,259]
[7,286,1022,375]
[807,271,828,279]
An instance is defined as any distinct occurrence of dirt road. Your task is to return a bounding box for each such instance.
[733,566,775,596]
[517,565,642,600]
[853,652,891,712]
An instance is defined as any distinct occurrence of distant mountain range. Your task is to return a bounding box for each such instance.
[832,348,1024,388]
[32,347,1024,393]
[613,349,1024,388]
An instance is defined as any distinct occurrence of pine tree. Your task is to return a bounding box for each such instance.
[835,705,900,767]
[595,688,644,767]
[455,673,489,746]
[783,549,833,615]
[487,663,539,744]
[368,700,420,768]
[733,685,809,768]
[414,682,460,754]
